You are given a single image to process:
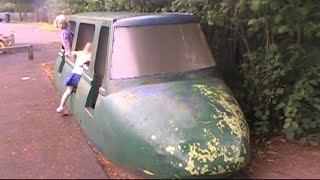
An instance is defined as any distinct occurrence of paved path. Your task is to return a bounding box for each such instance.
[1,23,60,44]
[0,22,109,179]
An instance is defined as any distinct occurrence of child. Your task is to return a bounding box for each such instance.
[56,42,93,115]
[54,14,74,57]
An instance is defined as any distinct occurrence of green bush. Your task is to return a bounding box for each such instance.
[47,0,320,146]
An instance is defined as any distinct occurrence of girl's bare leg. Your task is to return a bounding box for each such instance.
[59,86,74,108]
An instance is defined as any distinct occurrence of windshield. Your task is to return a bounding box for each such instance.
[110,23,215,79]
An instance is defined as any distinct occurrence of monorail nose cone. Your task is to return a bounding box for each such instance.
[112,80,251,178]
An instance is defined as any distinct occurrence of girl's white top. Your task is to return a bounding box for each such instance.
[71,52,91,75]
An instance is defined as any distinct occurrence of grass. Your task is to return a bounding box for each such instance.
[37,22,58,31]
[5,20,58,31]
[7,20,34,24]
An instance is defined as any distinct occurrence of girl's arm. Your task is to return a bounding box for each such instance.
[71,51,81,57]
[64,39,72,57]
[82,53,92,70]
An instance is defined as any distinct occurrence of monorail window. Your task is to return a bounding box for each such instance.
[85,26,109,109]
[110,23,215,79]
[75,23,95,51]
[69,21,76,34]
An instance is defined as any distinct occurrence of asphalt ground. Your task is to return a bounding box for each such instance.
[0,22,109,179]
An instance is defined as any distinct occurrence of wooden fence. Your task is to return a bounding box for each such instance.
[0,10,57,23]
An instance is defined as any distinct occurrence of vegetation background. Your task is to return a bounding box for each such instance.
[1,0,319,146]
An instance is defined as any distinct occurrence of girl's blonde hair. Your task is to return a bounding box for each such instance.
[54,14,70,29]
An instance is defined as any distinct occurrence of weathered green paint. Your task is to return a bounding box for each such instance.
[53,12,250,179]
[90,79,250,178]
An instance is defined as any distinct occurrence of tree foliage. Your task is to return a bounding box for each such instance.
[9,0,320,145]
[45,0,106,14]
[113,0,320,146]
[92,0,320,146]
[0,0,33,12]
[0,0,34,21]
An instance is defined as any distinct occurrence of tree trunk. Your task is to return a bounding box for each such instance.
[19,12,23,22]
[33,4,38,21]
[24,11,27,21]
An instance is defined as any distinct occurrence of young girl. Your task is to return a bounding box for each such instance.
[56,42,93,114]
[54,14,74,57]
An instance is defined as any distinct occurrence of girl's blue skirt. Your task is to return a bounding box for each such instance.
[64,73,81,88]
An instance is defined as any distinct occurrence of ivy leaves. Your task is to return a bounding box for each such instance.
[44,0,320,146]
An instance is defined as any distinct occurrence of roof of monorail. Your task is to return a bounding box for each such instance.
[69,11,199,27]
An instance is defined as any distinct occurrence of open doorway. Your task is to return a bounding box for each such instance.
[85,26,109,109]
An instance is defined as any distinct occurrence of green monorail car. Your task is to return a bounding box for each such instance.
[53,12,250,179]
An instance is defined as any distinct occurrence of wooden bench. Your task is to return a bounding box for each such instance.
[0,44,33,60]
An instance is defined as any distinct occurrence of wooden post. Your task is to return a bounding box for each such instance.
[28,45,33,60]
[10,33,15,45]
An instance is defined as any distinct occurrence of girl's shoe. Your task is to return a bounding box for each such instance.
[56,106,69,115]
